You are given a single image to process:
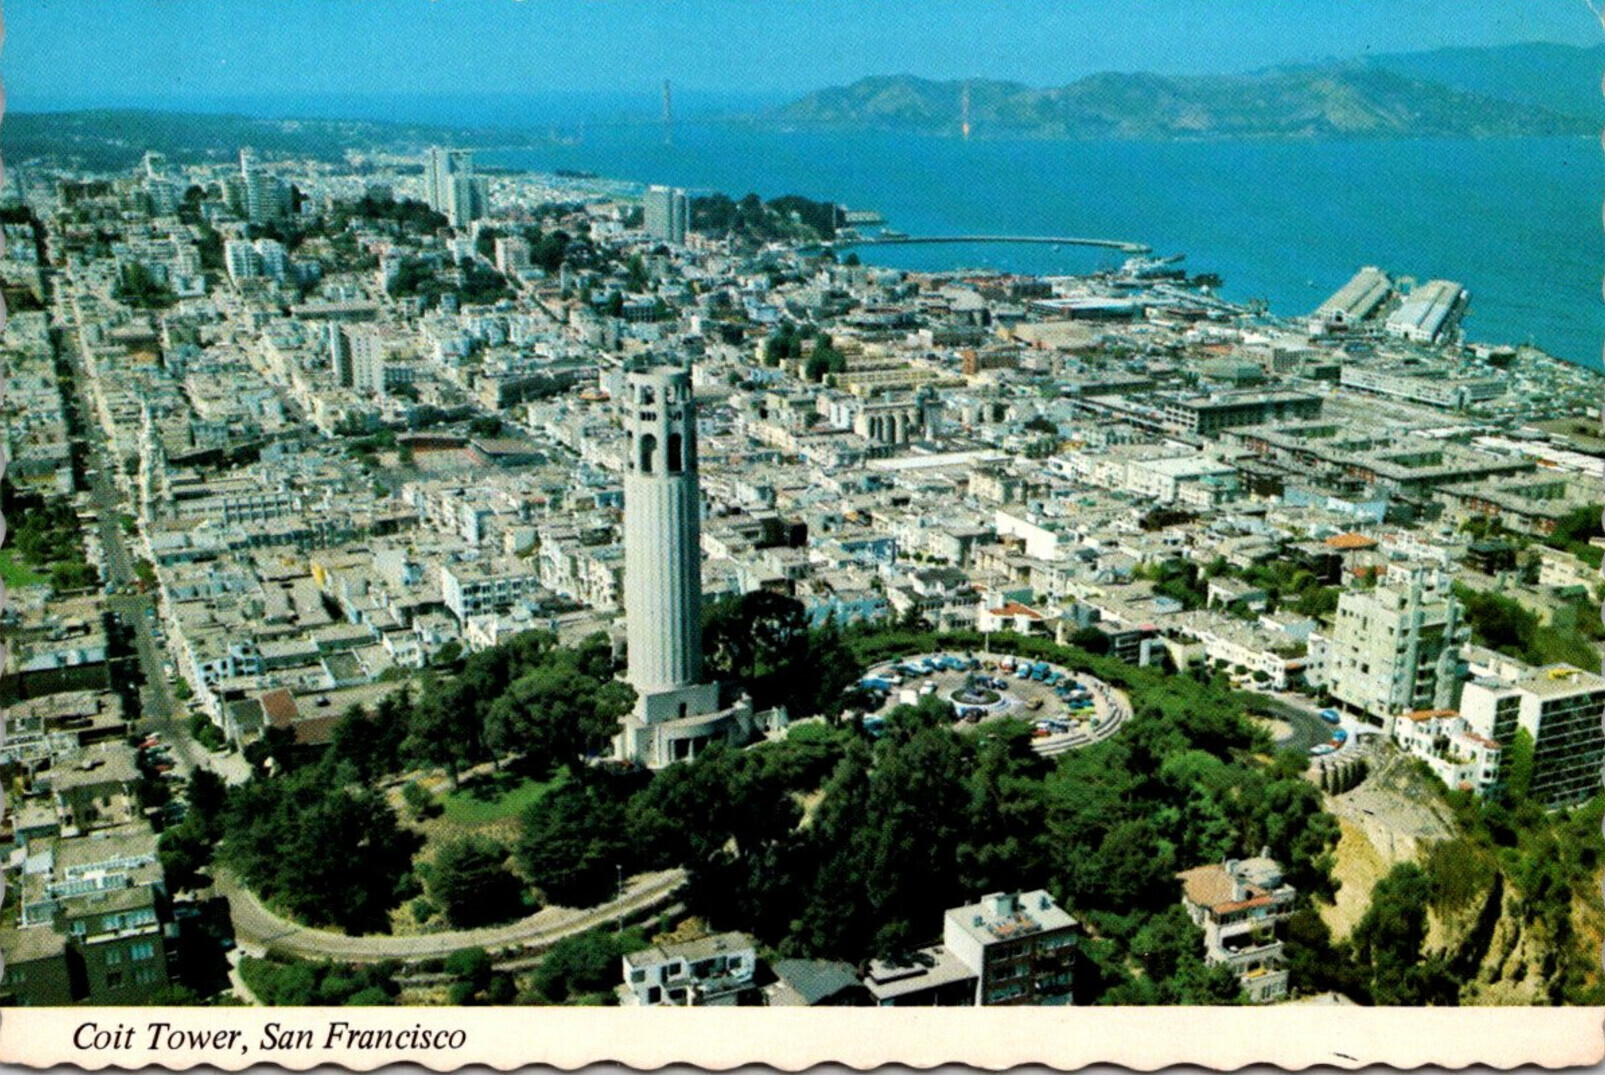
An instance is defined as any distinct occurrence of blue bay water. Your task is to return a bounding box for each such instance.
[481,126,1605,371]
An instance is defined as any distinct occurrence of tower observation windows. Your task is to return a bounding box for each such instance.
[640,433,657,474]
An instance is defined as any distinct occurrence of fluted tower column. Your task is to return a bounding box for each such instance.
[623,366,703,694]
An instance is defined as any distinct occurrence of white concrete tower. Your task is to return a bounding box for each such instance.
[617,364,764,767]
[623,365,703,694]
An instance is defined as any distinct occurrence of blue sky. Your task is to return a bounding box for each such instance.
[4,1,1599,108]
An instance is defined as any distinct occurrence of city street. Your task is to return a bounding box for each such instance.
[55,315,209,780]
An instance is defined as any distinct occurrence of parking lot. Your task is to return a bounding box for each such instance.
[858,652,1130,754]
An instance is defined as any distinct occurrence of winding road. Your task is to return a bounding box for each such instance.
[218,868,686,965]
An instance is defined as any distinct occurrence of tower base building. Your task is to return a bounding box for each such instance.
[616,684,758,767]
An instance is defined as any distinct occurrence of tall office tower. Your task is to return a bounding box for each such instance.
[424,147,487,228]
[643,185,689,245]
[618,364,756,766]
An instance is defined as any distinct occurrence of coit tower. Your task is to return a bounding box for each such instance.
[622,365,702,694]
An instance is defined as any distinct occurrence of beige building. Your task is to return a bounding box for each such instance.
[620,931,756,1006]
[1313,569,1466,723]
[1177,855,1295,1004]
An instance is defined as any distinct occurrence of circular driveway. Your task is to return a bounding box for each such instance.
[860,652,1131,754]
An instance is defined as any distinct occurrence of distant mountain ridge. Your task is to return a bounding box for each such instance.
[1363,42,1605,122]
[771,55,1598,140]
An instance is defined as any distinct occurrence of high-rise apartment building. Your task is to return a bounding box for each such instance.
[1312,568,1467,722]
[223,239,262,282]
[494,235,532,277]
[328,324,385,395]
[643,185,689,245]
[239,147,288,224]
[424,147,488,228]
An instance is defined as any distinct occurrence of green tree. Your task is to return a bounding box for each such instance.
[529,927,648,1004]
[625,253,650,293]
[115,262,177,309]
[403,677,486,785]
[221,767,419,934]
[803,335,847,382]
[516,778,632,907]
[483,637,635,772]
[444,947,496,1004]
[702,591,855,717]
[1351,862,1454,1004]
[426,835,527,928]
[1501,726,1535,804]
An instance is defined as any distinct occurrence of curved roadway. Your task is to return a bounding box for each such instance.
[219,868,685,965]
[833,234,1152,254]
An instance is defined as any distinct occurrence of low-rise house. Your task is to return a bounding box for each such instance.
[764,959,867,1007]
[620,931,757,1007]
[1390,709,1503,794]
[1177,854,1296,1003]
[862,946,978,1007]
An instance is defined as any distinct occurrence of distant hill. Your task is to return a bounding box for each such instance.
[0,109,538,171]
[770,62,1597,140]
[1364,42,1605,123]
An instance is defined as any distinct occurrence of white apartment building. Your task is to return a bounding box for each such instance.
[1313,569,1467,722]
[1460,661,1605,807]
[942,890,1078,1006]
[620,932,755,1006]
[440,558,543,622]
[1390,709,1503,795]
